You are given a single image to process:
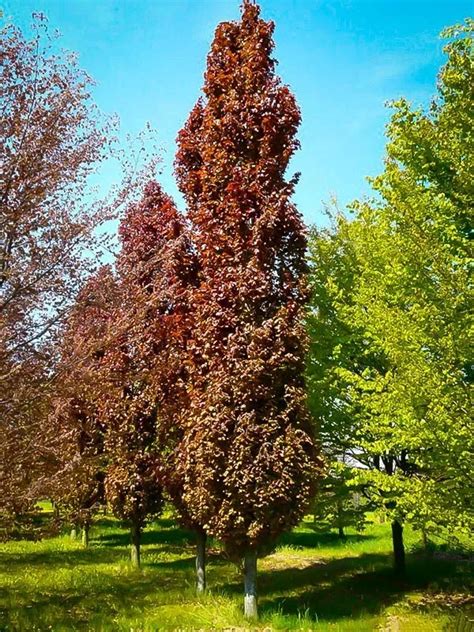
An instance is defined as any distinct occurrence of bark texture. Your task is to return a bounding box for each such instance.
[130,522,141,569]
[196,530,207,593]
[244,549,258,619]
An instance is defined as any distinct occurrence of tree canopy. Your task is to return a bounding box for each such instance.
[307,19,473,572]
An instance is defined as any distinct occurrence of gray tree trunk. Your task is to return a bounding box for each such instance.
[130,521,141,569]
[82,523,90,547]
[196,530,206,593]
[243,549,258,619]
[70,524,78,540]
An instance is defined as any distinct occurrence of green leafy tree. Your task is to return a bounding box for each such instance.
[311,461,368,538]
[307,20,473,573]
[306,218,374,539]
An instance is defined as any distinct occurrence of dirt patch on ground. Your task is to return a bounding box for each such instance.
[261,554,327,571]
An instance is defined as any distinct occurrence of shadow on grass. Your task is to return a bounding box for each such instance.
[0,541,206,571]
[0,511,60,541]
[146,548,230,571]
[0,571,168,631]
[278,529,374,549]
[257,552,470,622]
[0,530,222,573]
[95,521,194,548]
[0,546,124,568]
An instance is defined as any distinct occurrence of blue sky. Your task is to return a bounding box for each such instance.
[4,0,472,227]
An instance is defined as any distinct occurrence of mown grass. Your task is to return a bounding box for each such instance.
[0,507,472,631]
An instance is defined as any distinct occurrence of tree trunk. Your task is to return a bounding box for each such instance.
[391,519,405,574]
[51,500,59,520]
[421,527,429,551]
[243,549,258,619]
[196,530,207,593]
[70,524,78,540]
[336,499,345,539]
[130,521,141,569]
[82,522,90,547]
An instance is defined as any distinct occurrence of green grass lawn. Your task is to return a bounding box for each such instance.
[0,507,472,631]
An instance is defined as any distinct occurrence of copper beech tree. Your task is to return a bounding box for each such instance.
[45,266,119,545]
[99,314,164,568]
[98,181,196,568]
[0,21,106,522]
[0,19,151,524]
[175,1,320,618]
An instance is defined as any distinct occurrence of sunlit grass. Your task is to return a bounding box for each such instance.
[0,507,472,630]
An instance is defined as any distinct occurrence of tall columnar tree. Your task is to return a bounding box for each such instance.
[115,181,196,438]
[175,1,319,617]
[100,181,196,569]
[99,318,164,568]
[104,406,163,568]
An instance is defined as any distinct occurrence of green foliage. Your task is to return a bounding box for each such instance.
[312,462,369,536]
[306,214,374,536]
[307,19,473,538]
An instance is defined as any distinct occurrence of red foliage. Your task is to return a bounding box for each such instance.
[99,182,197,527]
[45,266,119,526]
[0,20,151,523]
[174,1,320,554]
